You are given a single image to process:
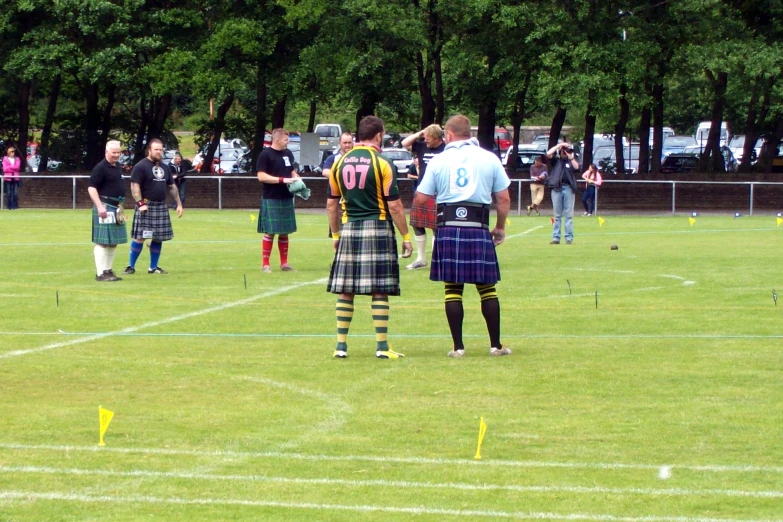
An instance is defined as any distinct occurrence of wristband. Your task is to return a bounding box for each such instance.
[332,233,340,240]
[136,199,146,208]
[402,233,411,242]
[278,177,284,184]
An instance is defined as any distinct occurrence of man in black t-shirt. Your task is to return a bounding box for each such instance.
[123,138,183,275]
[401,124,445,270]
[87,140,127,282]
[256,128,299,273]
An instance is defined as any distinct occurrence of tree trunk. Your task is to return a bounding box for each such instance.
[739,76,774,172]
[508,77,530,173]
[701,70,728,172]
[39,74,61,172]
[100,84,116,153]
[549,106,566,151]
[415,50,436,127]
[651,83,664,174]
[637,106,651,174]
[763,117,783,175]
[17,80,32,172]
[202,93,235,173]
[583,99,596,169]
[84,83,103,170]
[147,94,172,143]
[355,92,377,131]
[434,47,444,125]
[614,83,629,175]
[307,100,316,133]
[253,69,268,170]
[477,100,497,152]
[271,96,287,129]
[133,96,149,163]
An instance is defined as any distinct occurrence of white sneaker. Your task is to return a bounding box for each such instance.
[406,260,427,270]
[490,346,512,356]
[333,350,347,359]
[447,349,465,358]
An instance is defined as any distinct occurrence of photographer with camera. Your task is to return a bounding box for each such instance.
[546,142,579,245]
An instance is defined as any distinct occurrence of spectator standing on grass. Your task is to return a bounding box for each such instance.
[401,124,445,270]
[581,163,602,216]
[413,114,512,358]
[546,142,579,245]
[169,152,192,208]
[3,145,21,210]
[123,138,183,275]
[256,128,299,273]
[327,115,412,360]
[527,154,547,216]
[87,140,127,282]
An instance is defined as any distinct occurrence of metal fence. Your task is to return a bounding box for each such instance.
[3,175,783,215]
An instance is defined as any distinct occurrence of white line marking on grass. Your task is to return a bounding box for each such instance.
[660,274,686,280]
[0,490,779,522]
[2,465,782,499]
[572,268,636,274]
[242,377,351,447]
[2,443,782,474]
[0,278,328,361]
[506,225,543,240]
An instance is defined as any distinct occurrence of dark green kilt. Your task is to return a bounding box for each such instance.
[258,198,297,235]
[92,205,128,246]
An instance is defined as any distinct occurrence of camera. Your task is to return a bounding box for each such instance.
[565,148,574,153]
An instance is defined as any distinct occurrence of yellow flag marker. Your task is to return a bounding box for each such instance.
[506,218,511,227]
[474,417,487,460]
[98,406,114,446]
[777,217,782,227]
[689,217,696,227]
[250,213,256,223]
[598,217,605,226]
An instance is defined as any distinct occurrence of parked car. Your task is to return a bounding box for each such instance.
[728,135,762,163]
[580,134,629,155]
[594,144,640,174]
[695,121,730,148]
[661,153,699,174]
[469,126,513,152]
[381,148,413,175]
[194,138,249,174]
[25,155,63,172]
[648,126,675,145]
[501,144,546,166]
[682,144,737,172]
[383,133,402,148]
[661,136,697,158]
[314,123,349,151]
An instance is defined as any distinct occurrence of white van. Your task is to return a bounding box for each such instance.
[695,121,729,148]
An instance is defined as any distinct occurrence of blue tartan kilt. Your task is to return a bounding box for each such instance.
[130,200,174,241]
[91,204,128,245]
[328,219,401,296]
[430,226,501,284]
[258,198,297,235]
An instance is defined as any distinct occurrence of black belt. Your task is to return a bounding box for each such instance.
[100,195,125,205]
[437,202,490,229]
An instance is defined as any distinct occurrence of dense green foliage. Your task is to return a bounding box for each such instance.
[1,0,782,172]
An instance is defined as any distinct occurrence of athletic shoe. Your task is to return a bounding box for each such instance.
[122,266,135,275]
[535,208,540,216]
[526,205,532,216]
[406,260,427,270]
[333,350,347,359]
[447,349,465,358]
[583,212,589,216]
[280,264,294,271]
[565,240,573,245]
[376,349,405,359]
[96,271,120,282]
[105,270,122,281]
[489,346,512,356]
[549,240,560,245]
[261,266,271,273]
[148,267,168,274]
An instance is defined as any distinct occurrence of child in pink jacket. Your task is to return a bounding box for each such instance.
[3,145,21,209]
[581,163,602,216]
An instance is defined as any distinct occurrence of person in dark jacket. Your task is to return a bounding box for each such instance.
[546,142,579,244]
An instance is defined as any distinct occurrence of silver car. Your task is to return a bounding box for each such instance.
[382,148,414,175]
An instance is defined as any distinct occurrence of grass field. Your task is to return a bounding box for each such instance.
[0,209,781,521]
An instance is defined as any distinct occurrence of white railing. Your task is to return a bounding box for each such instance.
[3,175,783,215]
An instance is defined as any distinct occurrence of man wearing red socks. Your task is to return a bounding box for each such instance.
[256,129,299,272]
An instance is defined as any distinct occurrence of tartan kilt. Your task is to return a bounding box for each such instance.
[430,226,501,284]
[130,200,174,241]
[409,198,437,230]
[258,198,297,235]
[91,204,128,245]
[328,219,401,296]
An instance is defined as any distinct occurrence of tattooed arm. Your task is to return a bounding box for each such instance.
[168,183,183,218]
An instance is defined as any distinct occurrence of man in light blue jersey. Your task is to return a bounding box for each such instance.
[413,114,512,358]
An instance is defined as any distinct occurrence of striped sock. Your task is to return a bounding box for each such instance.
[445,283,465,351]
[278,235,289,266]
[477,284,501,349]
[129,241,143,268]
[262,235,273,267]
[336,298,354,352]
[372,296,389,351]
[149,241,162,270]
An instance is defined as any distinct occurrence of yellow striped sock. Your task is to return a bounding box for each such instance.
[336,298,354,350]
[477,284,497,301]
[445,282,464,303]
[371,296,389,350]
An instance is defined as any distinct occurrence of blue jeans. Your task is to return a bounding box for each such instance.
[551,186,574,242]
[5,180,19,209]
[582,185,596,213]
